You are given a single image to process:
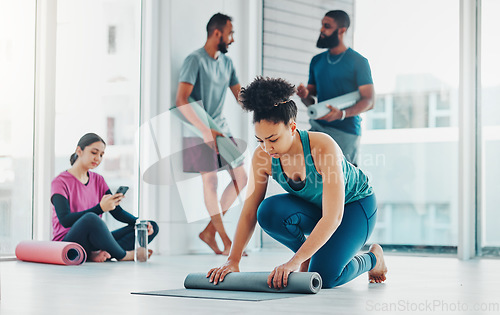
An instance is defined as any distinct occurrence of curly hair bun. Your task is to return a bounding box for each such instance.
[239,77,295,113]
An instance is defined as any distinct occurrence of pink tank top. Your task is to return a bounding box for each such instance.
[51,171,109,241]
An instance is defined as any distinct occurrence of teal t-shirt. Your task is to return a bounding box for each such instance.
[271,130,373,208]
[179,47,239,136]
[308,48,373,136]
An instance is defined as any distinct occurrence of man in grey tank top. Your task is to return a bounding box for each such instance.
[175,13,247,256]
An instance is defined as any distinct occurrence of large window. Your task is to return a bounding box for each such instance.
[0,0,142,257]
[480,0,500,255]
[355,0,459,247]
[260,0,460,250]
[53,0,142,229]
[0,0,36,256]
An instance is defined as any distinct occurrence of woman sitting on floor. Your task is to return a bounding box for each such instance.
[51,133,159,262]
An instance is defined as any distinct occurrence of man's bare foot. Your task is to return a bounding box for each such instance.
[89,250,111,262]
[219,248,248,257]
[299,258,310,272]
[368,244,388,283]
[199,231,222,255]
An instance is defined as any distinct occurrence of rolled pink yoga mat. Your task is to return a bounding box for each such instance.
[15,240,87,265]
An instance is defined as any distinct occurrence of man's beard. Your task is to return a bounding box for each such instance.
[218,37,228,54]
[316,29,340,49]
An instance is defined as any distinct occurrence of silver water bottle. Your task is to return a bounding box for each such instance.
[135,220,148,262]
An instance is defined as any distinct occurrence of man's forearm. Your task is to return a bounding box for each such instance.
[344,98,374,117]
[176,97,211,133]
[300,95,316,106]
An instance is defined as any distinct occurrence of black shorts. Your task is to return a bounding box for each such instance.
[182,137,245,173]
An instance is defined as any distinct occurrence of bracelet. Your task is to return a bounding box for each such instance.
[340,110,346,121]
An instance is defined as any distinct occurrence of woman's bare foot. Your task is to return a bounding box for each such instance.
[368,244,388,283]
[119,250,135,261]
[299,258,310,272]
[199,231,223,255]
[89,250,111,262]
[135,247,148,262]
[119,249,153,262]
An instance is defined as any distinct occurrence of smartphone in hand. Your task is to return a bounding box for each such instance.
[116,186,129,195]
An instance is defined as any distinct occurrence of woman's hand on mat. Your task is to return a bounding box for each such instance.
[100,194,123,212]
[202,129,224,153]
[267,259,301,290]
[207,260,240,285]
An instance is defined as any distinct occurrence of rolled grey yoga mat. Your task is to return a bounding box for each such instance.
[307,91,361,119]
[184,272,322,294]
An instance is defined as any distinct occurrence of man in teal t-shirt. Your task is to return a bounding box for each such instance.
[297,10,375,166]
[175,13,247,256]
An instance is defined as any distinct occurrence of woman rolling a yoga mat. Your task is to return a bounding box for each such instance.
[208,77,387,288]
[51,133,159,262]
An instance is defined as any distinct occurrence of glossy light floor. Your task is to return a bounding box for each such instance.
[1,250,500,315]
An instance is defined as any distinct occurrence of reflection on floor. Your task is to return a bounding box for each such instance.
[1,249,499,315]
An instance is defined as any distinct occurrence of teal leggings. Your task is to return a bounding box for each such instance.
[257,193,377,288]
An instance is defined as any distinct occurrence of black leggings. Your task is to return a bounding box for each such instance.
[63,212,159,260]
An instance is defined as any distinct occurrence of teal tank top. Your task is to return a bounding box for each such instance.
[271,129,373,208]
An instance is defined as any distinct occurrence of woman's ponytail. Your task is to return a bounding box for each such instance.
[69,152,79,166]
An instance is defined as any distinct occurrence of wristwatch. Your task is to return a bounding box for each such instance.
[340,110,346,121]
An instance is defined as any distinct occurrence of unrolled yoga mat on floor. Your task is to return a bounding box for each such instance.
[132,272,322,301]
[15,240,87,265]
[131,288,306,301]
